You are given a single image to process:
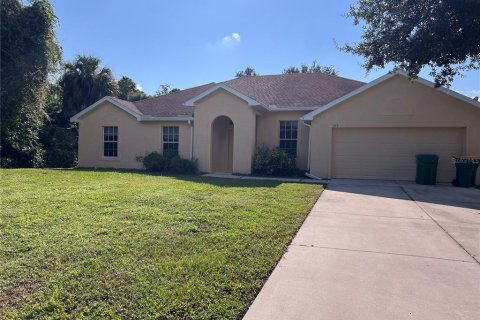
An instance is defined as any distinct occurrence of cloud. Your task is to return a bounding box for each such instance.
[136,84,143,91]
[454,88,480,98]
[207,33,241,50]
[468,88,480,97]
[222,33,241,47]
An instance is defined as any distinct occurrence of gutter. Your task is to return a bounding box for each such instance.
[140,116,193,122]
[267,105,318,112]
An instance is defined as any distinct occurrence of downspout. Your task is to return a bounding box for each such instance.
[188,120,194,160]
[303,120,312,172]
[302,121,323,181]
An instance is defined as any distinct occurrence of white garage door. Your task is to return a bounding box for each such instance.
[332,127,465,182]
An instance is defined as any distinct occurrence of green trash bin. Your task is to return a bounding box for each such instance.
[416,154,439,185]
[452,157,480,188]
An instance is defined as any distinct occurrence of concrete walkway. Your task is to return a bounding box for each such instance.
[202,173,324,184]
[244,180,480,320]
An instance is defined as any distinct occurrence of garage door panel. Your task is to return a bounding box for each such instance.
[332,128,465,182]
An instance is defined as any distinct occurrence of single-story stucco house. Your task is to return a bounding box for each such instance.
[71,70,480,184]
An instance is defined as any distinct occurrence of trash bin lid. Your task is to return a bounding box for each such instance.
[453,156,480,160]
[453,156,480,166]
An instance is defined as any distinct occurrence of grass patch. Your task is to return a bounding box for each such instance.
[0,169,322,319]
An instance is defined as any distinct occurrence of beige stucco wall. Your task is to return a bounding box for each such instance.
[256,111,310,170]
[193,89,257,174]
[77,101,191,169]
[309,74,480,183]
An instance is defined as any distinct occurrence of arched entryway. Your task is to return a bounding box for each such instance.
[211,116,234,172]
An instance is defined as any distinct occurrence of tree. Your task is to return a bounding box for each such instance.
[235,67,258,77]
[1,0,62,167]
[117,76,149,101]
[283,66,300,74]
[57,55,118,125]
[283,61,338,75]
[117,76,137,100]
[127,91,149,101]
[154,84,180,96]
[342,0,480,87]
[40,83,78,168]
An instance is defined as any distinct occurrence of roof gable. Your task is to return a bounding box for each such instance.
[302,70,480,121]
[70,96,142,122]
[183,83,263,107]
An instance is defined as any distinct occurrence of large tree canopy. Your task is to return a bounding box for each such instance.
[57,55,118,125]
[117,76,149,101]
[343,0,480,86]
[117,76,137,100]
[1,0,62,167]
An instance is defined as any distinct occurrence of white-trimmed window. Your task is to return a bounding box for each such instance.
[279,121,298,157]
[103,126,118,157]
[163,126,179,154]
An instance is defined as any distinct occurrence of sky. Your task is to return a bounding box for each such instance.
[51,0,479,97]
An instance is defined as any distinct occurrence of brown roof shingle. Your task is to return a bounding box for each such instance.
[112,73,365,117]
[109,96,143,114]
[133,82,216,117]
[223,73,365,108]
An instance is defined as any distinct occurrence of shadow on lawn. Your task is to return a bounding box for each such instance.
[64,167,284,188]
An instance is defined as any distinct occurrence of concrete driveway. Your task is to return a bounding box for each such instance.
[244,180,480,320]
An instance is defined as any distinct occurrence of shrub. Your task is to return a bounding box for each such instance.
[142,151,197,174]
[42,126,78,168]
[143,152,171,172]
[252,146,296,176]
[171,158,198,174]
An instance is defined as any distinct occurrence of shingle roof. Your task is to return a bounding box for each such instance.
[111,73,365,117]
[133,83,216,117]
[223,73,365,108]
[109,96,143,114]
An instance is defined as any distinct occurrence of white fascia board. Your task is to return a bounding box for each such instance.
[140,115,194,122]
[301,70,480,121]
[267,106,318,111]
[70,96,142,122]
[183,83,264,107]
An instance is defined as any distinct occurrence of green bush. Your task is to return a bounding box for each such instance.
[142,152,171,172]
[142,151,198,174]
[252,146,296,176]
[171,158,198,174]
[42,126,78,168]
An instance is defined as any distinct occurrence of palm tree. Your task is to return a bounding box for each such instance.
[57,55,118,125]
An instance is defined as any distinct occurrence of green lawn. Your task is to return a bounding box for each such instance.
[0,169,322,319]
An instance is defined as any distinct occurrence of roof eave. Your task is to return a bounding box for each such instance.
[267,106,319,112]
[140,115,194,122]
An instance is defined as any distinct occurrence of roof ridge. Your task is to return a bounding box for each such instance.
[132,82,217,104]
[221,72,365,85]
